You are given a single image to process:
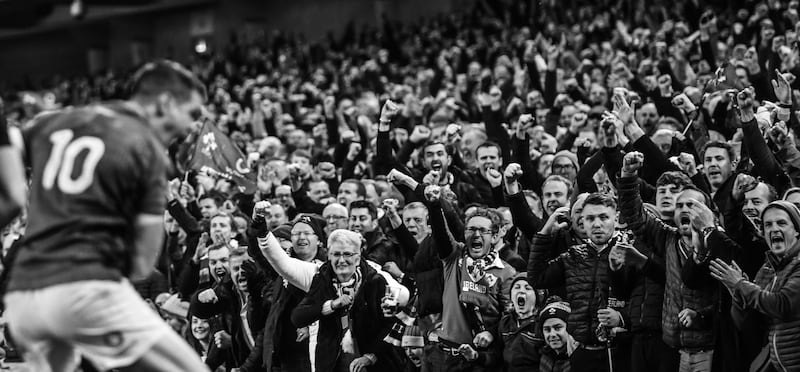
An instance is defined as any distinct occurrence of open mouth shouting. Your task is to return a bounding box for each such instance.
[770,232,785,246]
[430,160,443,172]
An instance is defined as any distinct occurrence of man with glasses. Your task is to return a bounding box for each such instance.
[423,185,515,371]
[322,203,348,235]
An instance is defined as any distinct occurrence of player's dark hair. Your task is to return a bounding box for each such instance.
[130,60,207,102]
[656,171,692,189]
[349,200,378,219]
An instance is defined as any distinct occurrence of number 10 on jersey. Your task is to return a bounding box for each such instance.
[42,129,105,194]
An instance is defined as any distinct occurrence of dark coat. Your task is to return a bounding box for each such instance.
[290,260,405,372]
[732,241,800,371]
[192,276,267,369]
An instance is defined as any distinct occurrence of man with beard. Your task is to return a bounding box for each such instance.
[498,275,543,371]
[423,185,515,372]
[193,247,266,370]
[551,152,578,183]
[464,142,505,208]
[619,151,741,372]
[528,193,628,372]
[418,141,483,207]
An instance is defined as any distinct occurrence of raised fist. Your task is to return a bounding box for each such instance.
[252,201,273,220]
[347,142,362,161]
[504,163,524,183]
[423,170,441,186]
[731,173,757,201]
[621,151,644,176]
[380,100,400,122]
[198,288,218,304]
[409,125,432,144]
[657,74,673,96]
[735,87,756,112]
[570,112,588,134]
[485,168,503,188]
[671,93,696,113]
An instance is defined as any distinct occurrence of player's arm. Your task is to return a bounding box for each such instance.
[131,213,165,280]
[0,118,27,228]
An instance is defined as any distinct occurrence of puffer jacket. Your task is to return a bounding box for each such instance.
[538,346,571,372]
[528,233,624,346]
[618,175,717,350]
[732,239,800,371]
[609,237,666,333]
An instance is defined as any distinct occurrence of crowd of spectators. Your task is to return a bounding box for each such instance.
[4,0,800,371]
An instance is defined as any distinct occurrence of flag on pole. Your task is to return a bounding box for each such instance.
[188,122,256,193]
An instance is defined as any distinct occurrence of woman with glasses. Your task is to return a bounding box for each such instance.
[292,229,407,372]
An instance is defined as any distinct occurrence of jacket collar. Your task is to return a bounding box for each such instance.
[766,239,800,270]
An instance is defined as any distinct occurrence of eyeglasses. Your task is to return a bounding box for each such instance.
[291,231,315,238]
[465,226,494,235]
[552,165,575,172]
[330,251,359,259]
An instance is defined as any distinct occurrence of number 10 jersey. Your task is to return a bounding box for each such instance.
[8,102,169,292]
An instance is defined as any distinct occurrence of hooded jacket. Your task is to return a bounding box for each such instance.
[731,201,800,372]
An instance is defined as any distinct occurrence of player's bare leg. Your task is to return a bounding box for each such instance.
[118,329,210,372]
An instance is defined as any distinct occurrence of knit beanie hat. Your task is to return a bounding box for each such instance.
[761,201,800,232]
[553,150,579,169]
[539,301,571,326]
[508,273,546,309]
[401,325,425,348]
[293,214,327,244]
[272,224,292,240]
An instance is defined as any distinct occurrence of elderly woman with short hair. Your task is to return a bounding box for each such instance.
[291,229,406,372]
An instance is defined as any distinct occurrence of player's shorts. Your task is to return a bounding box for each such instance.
[4,279,170,371]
